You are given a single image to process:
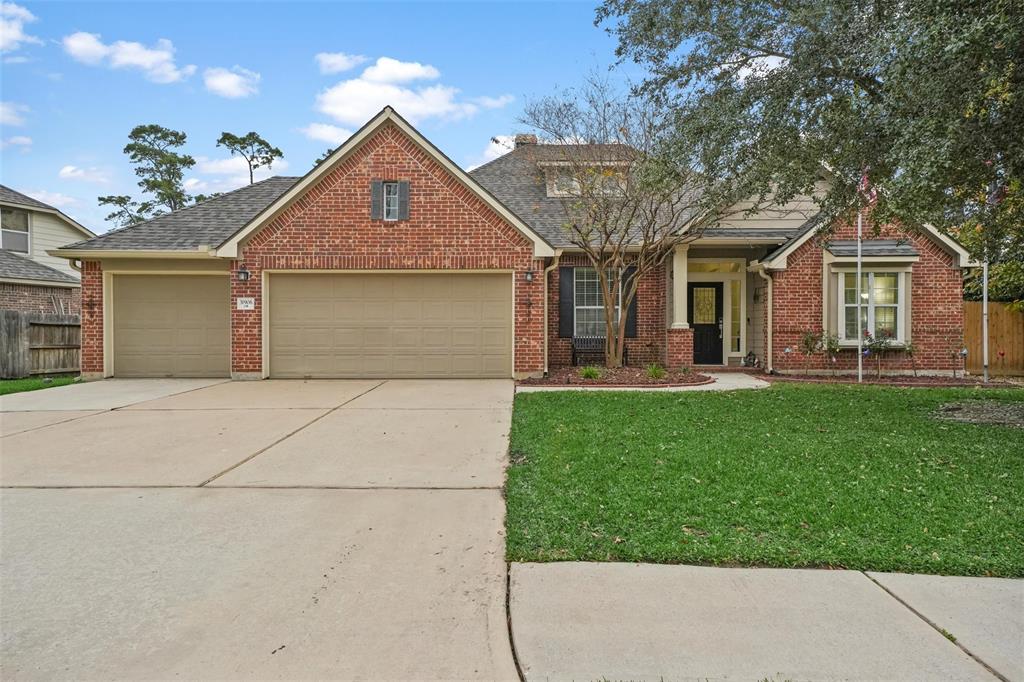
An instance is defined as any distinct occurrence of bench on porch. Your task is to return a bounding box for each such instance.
[571,336,628,366]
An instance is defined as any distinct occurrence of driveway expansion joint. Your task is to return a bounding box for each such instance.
[860,571,1010,682]
[195,380,387,487]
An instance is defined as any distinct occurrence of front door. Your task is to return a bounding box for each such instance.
[688,283,723,364]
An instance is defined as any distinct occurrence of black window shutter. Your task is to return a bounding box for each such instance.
[558,267,574,338]
[370,179,383,219]
[398,181,410,220]
[623,266,638,338]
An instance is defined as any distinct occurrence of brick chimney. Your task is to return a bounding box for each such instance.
[514,134,538,148]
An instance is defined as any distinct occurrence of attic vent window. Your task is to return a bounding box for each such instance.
[370,179,410,221]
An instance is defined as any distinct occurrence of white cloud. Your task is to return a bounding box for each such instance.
[736,55,787,82]
[21,189,77,207]
[58,165,109,183]
[187,156,290,195]
[315,56,514,127]
[475,94,515,109]
[466,135,513,170]
[315,51,366,74]
[300,122,352,145]
[62,32,196,83]
[0,2,41,53]
[3,54,30,64]
[203,65,260,98]
[361,56,439,84]
[0,100,28,126]
[0,134,31,150]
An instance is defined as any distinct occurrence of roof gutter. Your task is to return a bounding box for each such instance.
[48,248,221,260]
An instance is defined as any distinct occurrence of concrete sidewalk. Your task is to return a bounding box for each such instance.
[510,562,1023,681]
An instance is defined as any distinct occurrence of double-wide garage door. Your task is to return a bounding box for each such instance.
[112,275,230,377]
[269,273,513,378]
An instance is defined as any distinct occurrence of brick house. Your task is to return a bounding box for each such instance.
[53,107,973,380]
[1,185,94,315]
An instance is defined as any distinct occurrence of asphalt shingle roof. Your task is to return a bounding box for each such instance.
[0,184,55,211]
[826,239,919,258]
[59,176,300,251]
[0,249,79,284]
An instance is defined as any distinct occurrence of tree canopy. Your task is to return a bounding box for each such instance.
[598,0,1023,253]
[123,124,196,213]
[216,131,283,184]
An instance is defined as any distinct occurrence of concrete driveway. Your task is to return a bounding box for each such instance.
[1,378,518,680]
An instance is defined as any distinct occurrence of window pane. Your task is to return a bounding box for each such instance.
[383,183,399,220]
[575,308,604,336]
[844,306,866,338]
[844,273,869,304]
[875,306,897,338]
[1,208,28,232]
[873,273,898,305]
[1,229,29,253]
[575,268,599,306]
[730,281,741,352]
[693,287,716,324]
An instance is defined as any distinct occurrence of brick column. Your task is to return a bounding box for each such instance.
[79,260,104,379]
[666,327,694,369]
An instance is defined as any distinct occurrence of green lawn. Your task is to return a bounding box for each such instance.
[0,375,78,396]
[506,384,1024,576]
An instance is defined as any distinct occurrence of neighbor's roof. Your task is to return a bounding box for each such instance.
[826,239,919,258]
[0,248,79,285]
[0,184,95,238]
[59,177,299,252]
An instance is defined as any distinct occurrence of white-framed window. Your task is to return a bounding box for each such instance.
[382,182,400,221]
[1,207,30,253]
[574,267,621,336]
[839,271,904,342]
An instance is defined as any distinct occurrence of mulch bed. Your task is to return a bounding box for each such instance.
[518,366,714,387]
[934,400,1024,428]
[763,373,1018,388]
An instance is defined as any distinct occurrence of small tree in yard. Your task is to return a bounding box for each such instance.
[520,77,762,367]
[798,330,821,375]
[821,332,841,377]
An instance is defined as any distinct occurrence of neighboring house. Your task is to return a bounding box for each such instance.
[1,185,95,315]
[52,107,972,380]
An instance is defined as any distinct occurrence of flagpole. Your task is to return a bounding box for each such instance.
[983,252,989,382]
[857,207,863,383]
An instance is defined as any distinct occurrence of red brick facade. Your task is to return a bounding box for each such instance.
[770,222,964,373]
[79,260,103,376]
[231,122,545,377]
[0,282,80,315]
[666,327,695,369]
[546,254,668,368]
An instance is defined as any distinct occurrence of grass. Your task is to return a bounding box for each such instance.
[0,375,78,396]
[506,383,1024,576]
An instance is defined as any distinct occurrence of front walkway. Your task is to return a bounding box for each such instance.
[510,562,1023,681]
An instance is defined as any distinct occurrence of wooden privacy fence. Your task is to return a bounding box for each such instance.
[0,311,81,379]
[964,301,1024,376]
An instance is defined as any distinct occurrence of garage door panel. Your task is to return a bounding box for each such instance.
[113,275,229,378]
[269,273,512,378]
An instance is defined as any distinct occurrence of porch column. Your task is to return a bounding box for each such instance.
[671,244,689,328]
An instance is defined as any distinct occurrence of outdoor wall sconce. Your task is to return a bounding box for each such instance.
[237,268,252,281]
[525,270,535,282]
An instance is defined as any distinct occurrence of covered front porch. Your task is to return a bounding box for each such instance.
[667,240,779,369]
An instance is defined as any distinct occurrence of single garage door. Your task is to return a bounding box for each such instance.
[269,273,513,378]
[113,275,230,377]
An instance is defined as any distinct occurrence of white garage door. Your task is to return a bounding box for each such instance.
[268,273,513,378]
[112,275,230,377]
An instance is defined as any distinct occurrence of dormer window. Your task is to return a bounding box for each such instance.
[1,207,30,253]
[370,179,410,221]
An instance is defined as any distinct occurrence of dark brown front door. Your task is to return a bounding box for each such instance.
[688,283,723,365]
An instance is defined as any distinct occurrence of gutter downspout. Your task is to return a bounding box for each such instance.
[542,250,562,375]
[755,266,774,373]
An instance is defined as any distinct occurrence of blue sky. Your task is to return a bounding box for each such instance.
[0,1,643,233]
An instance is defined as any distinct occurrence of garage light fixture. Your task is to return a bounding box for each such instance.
[237,268,251,281]
[525,270,535,282]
